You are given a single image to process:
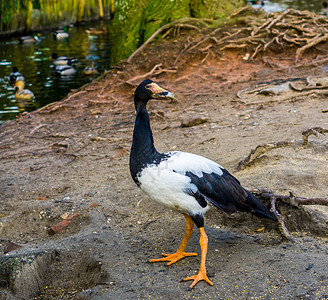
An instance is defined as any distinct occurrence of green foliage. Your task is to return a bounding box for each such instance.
[141,0,190,41]
[110,0,246,65]
[0,0,112,34]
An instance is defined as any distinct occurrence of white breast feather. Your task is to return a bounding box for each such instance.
[137,151,222,215]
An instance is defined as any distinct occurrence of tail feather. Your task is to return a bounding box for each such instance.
[243,190,278,221]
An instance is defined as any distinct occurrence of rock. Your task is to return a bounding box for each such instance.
[181,116,208,128]
[258,82,291,95]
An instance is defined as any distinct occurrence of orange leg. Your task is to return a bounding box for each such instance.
[149,214,198,265]
[183,227,213,289]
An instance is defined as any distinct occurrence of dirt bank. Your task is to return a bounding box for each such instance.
[1,10,328,299]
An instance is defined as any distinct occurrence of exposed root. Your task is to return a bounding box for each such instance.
[126,64,177,85]
[269,195,292,241]
[236,126,327,172]
[296,33,328,61]
[236,126,327,240]
[128,64,159,82]
[127,18,207,63]
[38,90,87,114]
[124,7,328,73]
[29,124,48,135]
[250,188,328,240]
[295,55,328,68]
[87,100,112,106]
[235,140,292,171]
[228,5,255,19]
[251,188,328,207]
[302,126,328,145]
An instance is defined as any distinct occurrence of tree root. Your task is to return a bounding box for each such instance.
[235,127,327,239]
[250,188,328,240]
[235,140,292,171]
[126,64,177,84]
[296,33,328,61]
[236,126,327,171]
[228,5,255,19]
[38,90,87,114]
[126,18,211,63]
[295,55,328,68]
[302,126,328,145]
[124,7,328,71]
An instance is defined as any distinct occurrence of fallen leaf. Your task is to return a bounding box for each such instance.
[60,212,70,219]
[48,213,79,235]
[256,227,265,232]
[118,148,127,157]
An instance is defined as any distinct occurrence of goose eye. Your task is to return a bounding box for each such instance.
[145,84,151,89]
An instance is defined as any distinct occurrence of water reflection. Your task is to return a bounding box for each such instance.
[0,21,111,124]
[251,0,327,13]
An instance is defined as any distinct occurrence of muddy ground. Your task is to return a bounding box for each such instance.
[1,18,328,299]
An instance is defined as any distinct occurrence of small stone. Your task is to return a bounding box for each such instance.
[62,196,71,201]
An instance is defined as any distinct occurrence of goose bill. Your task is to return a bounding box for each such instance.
[147,83,174,100]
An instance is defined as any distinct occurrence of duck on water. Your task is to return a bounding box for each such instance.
[9,67,25,86]
[129,79,278,289]
[54,59,77,76]
[14,80,34,100]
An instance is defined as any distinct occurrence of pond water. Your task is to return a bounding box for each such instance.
[0,1,327,124]
[0,20,112,124]
[264,0,327,14]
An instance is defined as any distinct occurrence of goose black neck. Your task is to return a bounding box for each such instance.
[130,103,159,183]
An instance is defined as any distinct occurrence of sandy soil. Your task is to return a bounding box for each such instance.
[1,25,328,299]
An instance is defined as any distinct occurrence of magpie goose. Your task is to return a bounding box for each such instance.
[130,79,278,289]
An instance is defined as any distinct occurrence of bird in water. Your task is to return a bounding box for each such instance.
[54,59,77,76]
[85,26,107,35]
[129,79,278,289]
[9,67,25,86]
[19,33,40,44]
[53,27,70,39]
[14,80,34,101]
[51,53,77,66]
[82,61,97,75]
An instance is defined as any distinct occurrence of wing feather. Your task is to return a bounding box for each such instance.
[167,152,276,221]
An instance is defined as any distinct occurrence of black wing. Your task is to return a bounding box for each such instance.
[185,169,277,221]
